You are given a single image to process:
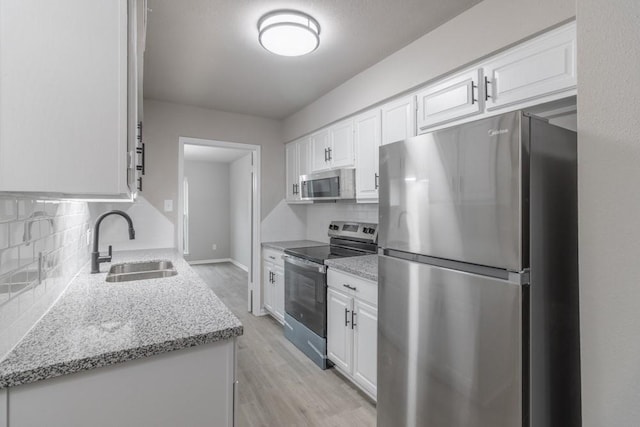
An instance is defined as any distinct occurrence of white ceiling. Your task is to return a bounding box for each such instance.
[184,144,250,163]
[144,0,482,120]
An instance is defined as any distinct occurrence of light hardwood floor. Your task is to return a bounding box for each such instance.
[193,263,377,427]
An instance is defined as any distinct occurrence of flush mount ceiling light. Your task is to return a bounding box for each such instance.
[258,10,320,57]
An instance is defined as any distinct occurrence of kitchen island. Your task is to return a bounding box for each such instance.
[0,249,242,427]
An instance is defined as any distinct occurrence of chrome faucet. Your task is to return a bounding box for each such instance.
[91,210,135,273]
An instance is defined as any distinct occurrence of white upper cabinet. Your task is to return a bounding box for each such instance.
[354,109,382,202]
[285,138,312,203]
[310,120,355,173]
[285,142,299,201]
[416,69,484,132]
[483,22,576,111]
[381,95,416,146]
[310,129,331,172]
[0,0,145,198]
[328,119,355,169]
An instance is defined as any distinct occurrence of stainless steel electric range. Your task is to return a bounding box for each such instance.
[283,221,378,369]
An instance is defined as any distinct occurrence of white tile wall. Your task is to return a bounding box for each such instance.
[305,202,378,243]
[0,196,91,358]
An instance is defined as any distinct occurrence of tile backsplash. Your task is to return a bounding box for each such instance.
[0,196,91,358]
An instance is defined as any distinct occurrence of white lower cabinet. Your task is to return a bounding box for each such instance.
[262,248,285,324]
[327,269,377,400]
[5,339,236,427]
[327,288,353,372]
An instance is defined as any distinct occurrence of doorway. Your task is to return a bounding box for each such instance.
[178,137,261,314]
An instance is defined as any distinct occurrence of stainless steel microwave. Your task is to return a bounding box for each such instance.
[300,168,356,201]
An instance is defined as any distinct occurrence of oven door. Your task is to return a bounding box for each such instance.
[284,255,327,337]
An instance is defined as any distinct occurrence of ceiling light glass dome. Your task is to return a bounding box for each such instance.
[258,11,320,57]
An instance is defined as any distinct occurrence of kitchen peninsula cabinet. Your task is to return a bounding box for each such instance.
[0,0,145,199]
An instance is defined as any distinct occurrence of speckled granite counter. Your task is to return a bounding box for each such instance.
[0,249,242,389]
[325,254,378,282]
[262,240,325,251]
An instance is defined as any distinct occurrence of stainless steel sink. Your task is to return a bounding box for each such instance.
[105,260,177,283]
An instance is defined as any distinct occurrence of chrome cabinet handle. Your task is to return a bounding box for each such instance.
[345,308,350,327]
[351,311,357,329]
[374,173,379,190]
[327,147,332,161]
[324,148,328,162]
[343,284,357,291]
[471,81,478,105]
[484,76,492,100]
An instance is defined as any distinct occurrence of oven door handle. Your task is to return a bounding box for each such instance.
[284,255,326,273]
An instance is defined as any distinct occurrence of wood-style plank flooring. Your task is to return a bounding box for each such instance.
[192,263,377,427]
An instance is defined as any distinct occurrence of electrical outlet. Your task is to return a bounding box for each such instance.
[86,229,92,245]
[212,244,217,250]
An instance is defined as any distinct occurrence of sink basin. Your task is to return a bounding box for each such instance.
[105,260,177,283]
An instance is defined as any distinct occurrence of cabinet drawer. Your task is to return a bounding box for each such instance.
[262,248,284,267]
[328,269,377,306]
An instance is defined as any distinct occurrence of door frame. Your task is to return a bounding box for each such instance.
[178,136,262,314]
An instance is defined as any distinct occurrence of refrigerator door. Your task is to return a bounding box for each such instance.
[379,111,525,271]
[378,255,524,427]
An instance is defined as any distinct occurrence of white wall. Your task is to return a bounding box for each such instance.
[143,99,305,245]
[282,0,576,141]
[229,154,251,268]
[577,0,640,425]
[184,160,230,261]
[89,196,175,252]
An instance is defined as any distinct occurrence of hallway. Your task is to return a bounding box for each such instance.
[192,263,376,426]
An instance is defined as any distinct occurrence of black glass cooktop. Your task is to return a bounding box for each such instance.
[284,245,369,265]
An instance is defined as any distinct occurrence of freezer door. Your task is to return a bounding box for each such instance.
[379,111,525,271]
[378,255,524,427]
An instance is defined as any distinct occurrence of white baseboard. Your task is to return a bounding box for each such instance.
[229,259,248,272]
[188,258,231,265]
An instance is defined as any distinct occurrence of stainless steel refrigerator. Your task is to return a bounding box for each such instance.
[377,111,581,427]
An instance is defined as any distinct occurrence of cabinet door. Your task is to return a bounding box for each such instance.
[382,95,416,145]
[272,265,285,324]
[354,109,382,201]
[263,262,274,313]
[310,129,330,172]
[328,119,355,168]
[353,299,378,399]
[327,289,353,373]
[298,137,311,177]
[416,69,483,133]
[484,22,576,111]
[0,0,130,196]
[285,142,299,201]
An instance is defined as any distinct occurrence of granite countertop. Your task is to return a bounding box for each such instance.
[262,240,326,251]
[0,249,243,389]
[325,254,378,282]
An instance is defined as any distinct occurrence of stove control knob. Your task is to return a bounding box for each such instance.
[369,228,376,234]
